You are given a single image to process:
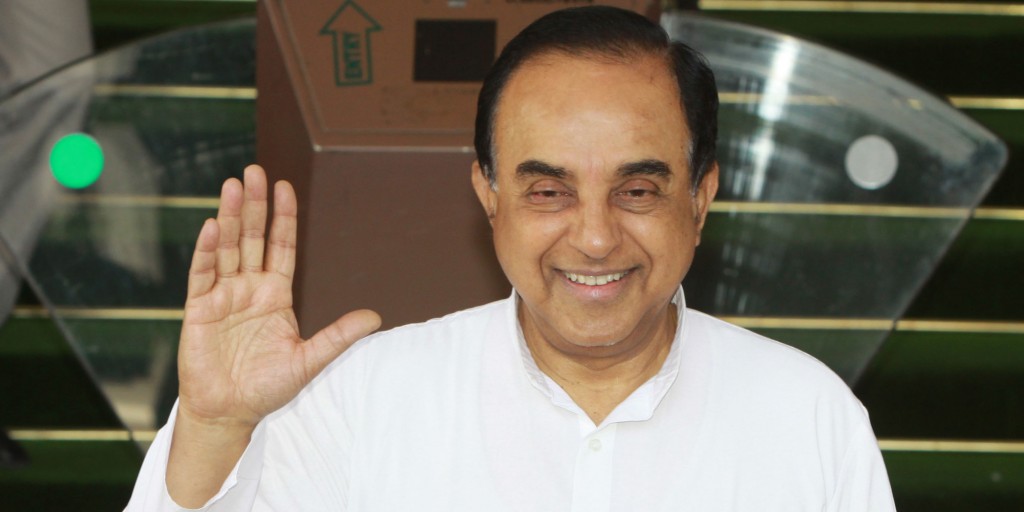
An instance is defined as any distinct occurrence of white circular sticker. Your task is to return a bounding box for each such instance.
[845,135,898,190]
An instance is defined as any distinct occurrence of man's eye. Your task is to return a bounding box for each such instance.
[620,188,658,200]
[525,185,573,209]
[614,183,662,211]
[528,189,567,203]
[526,184,570,200]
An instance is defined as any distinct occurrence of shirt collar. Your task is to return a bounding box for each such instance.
[509,286,689,425]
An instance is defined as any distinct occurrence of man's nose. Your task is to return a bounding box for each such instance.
[567,200,621,260]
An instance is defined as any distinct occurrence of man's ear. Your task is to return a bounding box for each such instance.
[693,162,719,245]
[471,160,498,224]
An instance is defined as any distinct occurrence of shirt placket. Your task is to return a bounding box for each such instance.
[569,420,617,512]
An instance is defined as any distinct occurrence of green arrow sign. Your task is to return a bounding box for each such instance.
[320,1,382,86]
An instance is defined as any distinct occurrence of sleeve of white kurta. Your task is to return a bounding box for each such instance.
[122,401,268,511]
[825,423,897,512]
[122,343,367,512]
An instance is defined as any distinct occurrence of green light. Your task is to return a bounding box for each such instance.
[50,133,104,189]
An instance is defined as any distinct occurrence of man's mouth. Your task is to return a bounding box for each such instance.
[563,270,629,286]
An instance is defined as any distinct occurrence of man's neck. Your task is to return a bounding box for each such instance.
[520,303,678,426]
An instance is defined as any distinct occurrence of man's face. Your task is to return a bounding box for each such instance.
[472,52,718,357]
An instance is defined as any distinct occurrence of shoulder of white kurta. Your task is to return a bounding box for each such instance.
[305,297,512,393]
[685,308,849,379]
[669,309,889,509]
[270,297,512,441]
[682,307,867,418]
[364,297,508,356]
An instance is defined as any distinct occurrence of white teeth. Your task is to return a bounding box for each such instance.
[564,271,627,286]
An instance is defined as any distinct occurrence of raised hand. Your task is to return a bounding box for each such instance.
[166,165,380,506]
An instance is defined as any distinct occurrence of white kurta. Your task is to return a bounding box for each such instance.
[126,289,895,511]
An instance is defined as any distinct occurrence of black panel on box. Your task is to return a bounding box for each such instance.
[414,19,496,82]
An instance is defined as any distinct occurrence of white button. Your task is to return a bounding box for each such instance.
[588,438,603,452]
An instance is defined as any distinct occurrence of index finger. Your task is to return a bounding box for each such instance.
[214,178,243,278]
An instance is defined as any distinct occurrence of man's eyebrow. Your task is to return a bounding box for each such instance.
[515,160,568,180]
[618,159,672,178]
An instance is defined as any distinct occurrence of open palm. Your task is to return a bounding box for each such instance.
[176,165,380,428]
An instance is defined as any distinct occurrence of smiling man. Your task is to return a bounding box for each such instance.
[126,6,895,511]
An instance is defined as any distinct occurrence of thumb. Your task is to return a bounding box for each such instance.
[303,309,382,377]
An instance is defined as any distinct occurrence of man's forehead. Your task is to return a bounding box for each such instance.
[491,53,690,176]
[502,50,674,96]
[494,51,685,127]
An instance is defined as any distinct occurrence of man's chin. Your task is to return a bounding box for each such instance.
[549,323,638,353]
